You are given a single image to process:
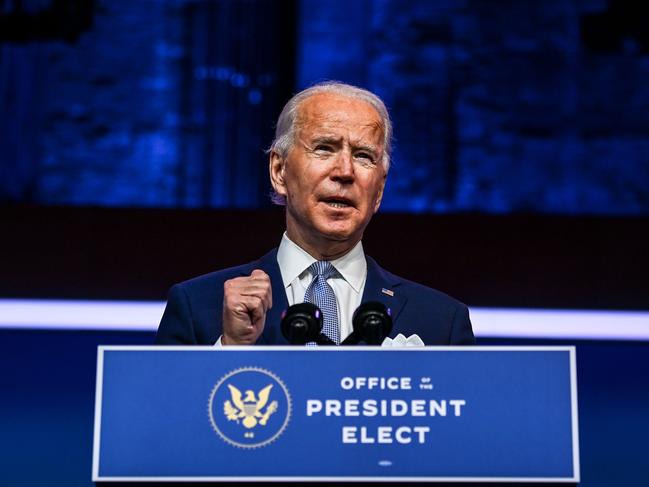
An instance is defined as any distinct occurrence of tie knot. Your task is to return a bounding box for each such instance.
[309,261,337,279]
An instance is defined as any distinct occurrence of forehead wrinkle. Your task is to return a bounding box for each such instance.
[293,94,385,148]
[358,120,384,141]
[304,120,384,144]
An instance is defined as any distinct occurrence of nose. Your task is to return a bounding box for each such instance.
[330,149,355,183]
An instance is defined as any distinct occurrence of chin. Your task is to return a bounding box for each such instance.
[317,223,360,243]
[309,210,368,243]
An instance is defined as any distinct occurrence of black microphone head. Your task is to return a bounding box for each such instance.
[280,303,323,345]
[352,301,393,345]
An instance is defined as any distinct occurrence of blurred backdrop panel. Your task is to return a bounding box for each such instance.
[297,0,649,214]
[1,0,648,214]
[0,0,296,208]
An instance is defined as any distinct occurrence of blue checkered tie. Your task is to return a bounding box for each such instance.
[304,261,340,345]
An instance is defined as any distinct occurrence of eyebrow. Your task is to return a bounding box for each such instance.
[310,136,342,146]
[353,143,379,155]
[310,136,379,155]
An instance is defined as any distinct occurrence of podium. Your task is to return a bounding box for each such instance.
[93,346,579,482]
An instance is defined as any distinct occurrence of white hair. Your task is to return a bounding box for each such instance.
[269,81,392,205]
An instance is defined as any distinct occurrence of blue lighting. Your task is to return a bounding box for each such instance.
[0,299,647,341]
[1,0,647,213]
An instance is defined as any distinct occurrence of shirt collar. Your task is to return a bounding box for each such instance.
[277,232,366,293]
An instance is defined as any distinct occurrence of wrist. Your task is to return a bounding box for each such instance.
[221,333,237,346]
[221,333,255,346]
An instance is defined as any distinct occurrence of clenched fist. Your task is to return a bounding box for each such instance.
[221,269,272,345]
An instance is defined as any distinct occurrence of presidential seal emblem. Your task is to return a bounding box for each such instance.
[208,367,291,448]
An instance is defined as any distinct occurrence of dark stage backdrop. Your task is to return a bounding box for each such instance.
[2,206,648,311]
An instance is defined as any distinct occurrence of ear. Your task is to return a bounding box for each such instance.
[269,150,288,198]
[373,172,387,214]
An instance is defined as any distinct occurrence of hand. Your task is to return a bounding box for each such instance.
[221,269,272,345]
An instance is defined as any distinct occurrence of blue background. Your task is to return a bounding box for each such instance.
[1,0,648,214]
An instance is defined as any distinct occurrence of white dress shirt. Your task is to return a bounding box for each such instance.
[216,233,367,345]
[277,232,367,341]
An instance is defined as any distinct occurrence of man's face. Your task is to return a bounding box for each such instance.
[270,93,387,253]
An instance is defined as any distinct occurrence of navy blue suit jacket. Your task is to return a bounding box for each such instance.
[155,249,475,345]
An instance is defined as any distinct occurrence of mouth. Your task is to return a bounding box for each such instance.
[321,196,355,209]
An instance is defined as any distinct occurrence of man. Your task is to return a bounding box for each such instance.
[156,82,474,346]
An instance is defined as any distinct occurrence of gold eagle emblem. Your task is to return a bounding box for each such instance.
[223,383,278,429]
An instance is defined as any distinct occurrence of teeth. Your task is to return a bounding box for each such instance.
[327,201,349,208]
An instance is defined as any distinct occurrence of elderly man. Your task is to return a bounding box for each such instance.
[156,82,474,346]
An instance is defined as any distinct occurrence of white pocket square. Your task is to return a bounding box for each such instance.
[381,333,424,347]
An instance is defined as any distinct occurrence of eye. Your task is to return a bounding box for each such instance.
[314,144,334,152]
[355,152,376,164]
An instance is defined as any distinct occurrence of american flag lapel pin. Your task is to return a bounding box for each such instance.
[381,288,394,297]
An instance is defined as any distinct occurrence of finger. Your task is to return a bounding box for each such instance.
[249,302,266,328]
[226,274,269,292]
[250,269,268,279]
[236,270,272,310]
[224,273,272,312]
[224,279,269,305]
[233,284,271,311]
[223,294,265,343]
[233,295,264,317]
[250,269,272,309]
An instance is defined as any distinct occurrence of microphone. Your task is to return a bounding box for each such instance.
[280,303,336,345]
[342,301,393,345]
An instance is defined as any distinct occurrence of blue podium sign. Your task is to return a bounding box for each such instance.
[93,346,579,482]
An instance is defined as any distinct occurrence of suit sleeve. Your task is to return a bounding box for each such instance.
[449,304,476,345]
[155,284,198,344]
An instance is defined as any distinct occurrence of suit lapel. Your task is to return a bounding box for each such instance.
[362,256,407,336]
